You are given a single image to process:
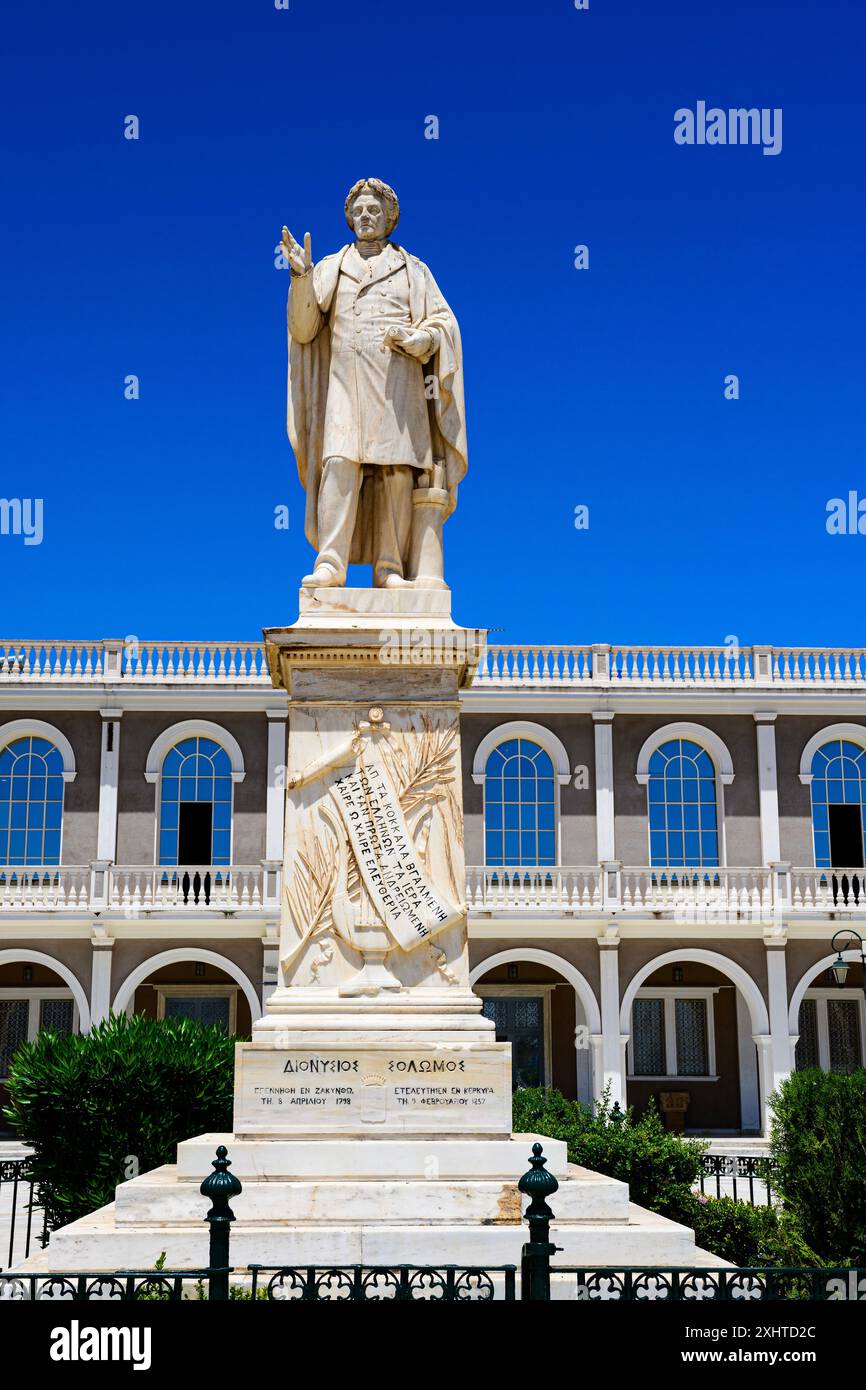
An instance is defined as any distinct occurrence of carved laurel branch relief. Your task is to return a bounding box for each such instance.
[282,712,461,978]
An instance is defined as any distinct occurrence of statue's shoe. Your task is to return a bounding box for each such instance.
[301,564,345,587]
[376,572,414,589]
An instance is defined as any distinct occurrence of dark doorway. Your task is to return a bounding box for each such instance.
[481,995,545,1089]
[828,805,863,868]
[178,803,213,864]
[177,803,213,903]
[828,804,863,905]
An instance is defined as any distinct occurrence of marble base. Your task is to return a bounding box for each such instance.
[295,586,455,628]
[16,1133,728,1278]
[174,1132,569,1180]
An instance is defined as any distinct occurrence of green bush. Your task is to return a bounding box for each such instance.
[3,1012,236,1230]
[769,1068,866,1266]
[512,1086,705,1220]
[684,1195,783,1266]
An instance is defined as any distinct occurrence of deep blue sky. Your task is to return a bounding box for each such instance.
[2,0,864,646]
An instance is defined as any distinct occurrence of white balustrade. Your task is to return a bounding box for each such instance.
[620,866,773,919]
[0,639,270,684]
[465,866,602,912]
[0,866,91,910]
[0,860,863,916]
[790,867,866,911]
[606,646,754,686]
[473,645,594,687]
[122,642,269,683]
[107,865,265,911]
[4,637,866,690]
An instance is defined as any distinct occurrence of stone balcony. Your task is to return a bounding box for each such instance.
[466,863,866,919]
[3,638,866,690]
[1,861,864,921]
[0,863,282,914]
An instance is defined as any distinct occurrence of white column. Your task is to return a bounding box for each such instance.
[96,708,122,862]
[754,713,781,865]
[593,711,615,863]
[89,929,113,1027]
[262,929,280,1007]
[755,1036,774,1135]
[265,708,288,862]
[763,945,793,1132]
[735,989,761,1132]
[598,943,624,1106]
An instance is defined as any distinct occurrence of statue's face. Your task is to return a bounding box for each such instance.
[350,193,389,241]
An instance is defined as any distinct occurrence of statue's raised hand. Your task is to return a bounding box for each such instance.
[281,227,312,276]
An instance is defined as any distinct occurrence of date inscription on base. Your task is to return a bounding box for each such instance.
[233,1043,512,1136]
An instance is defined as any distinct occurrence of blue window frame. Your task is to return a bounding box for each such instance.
[158,737,233,866]
[0,737,65,866]
[647,738,719,868]
[484,738,556,867]
[809,739,866,868]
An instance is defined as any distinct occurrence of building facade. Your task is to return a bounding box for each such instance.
[1,636,865,1137]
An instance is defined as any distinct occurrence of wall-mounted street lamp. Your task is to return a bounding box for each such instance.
[829,929,866,998]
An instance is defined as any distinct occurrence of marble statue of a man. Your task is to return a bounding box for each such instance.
[282,178,467,589]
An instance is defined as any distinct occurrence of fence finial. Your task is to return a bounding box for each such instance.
[519,1144,560,1301]
[201,1145,242,1300]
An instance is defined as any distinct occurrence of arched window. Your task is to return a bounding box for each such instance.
[158,737,233,867]
[647,738,719,868]
[808,739,866,869]
[0,737,65,865]
[484,738,556,866]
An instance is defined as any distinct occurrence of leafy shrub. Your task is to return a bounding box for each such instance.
[3,1013,236,1229]
[769,1068,866,1266]
[512,1086,705,1220]
[684,1195,783,1266]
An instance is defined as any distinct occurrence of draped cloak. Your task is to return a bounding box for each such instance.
[286,243,468,565]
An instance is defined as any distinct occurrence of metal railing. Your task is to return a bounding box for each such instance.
[546,1266,865,1301]
[0,1159,49,1270]
[697,1154,778,1208]
[5,637,866,691]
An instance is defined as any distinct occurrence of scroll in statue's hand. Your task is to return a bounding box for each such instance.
[382,325,433,359]
[281,227,313,276]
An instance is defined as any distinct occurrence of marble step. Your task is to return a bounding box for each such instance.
[113,1162,630,1227]
[27,1200,716,1273]
[176,1132,570,1181]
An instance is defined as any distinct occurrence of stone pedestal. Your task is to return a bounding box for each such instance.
[242,587,509,1136]
[15,591,722,1283]
[26,1130,727,1279]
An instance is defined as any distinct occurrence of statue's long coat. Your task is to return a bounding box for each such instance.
[286,243,468,564]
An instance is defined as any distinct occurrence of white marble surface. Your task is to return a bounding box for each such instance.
[175,1132,569,1180]
[26,1201,722,1274]
[234,1040,512,1137]
[283,180,467,591]
[294,586,454,624]
[259,617,490,1033]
